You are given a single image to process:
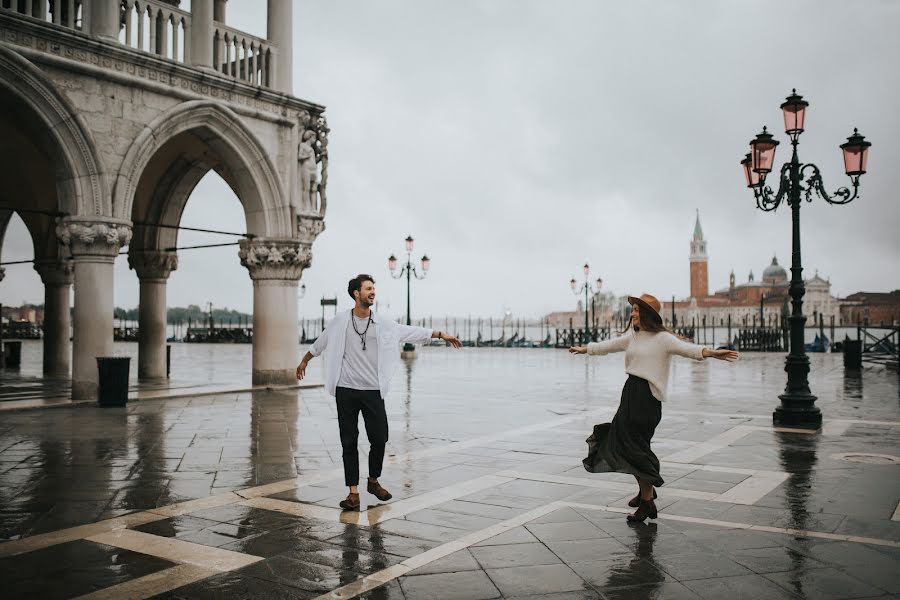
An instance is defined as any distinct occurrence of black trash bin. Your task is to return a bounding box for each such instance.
[97,357,130,406]
[843,339,862,369]
[3,341,22,368]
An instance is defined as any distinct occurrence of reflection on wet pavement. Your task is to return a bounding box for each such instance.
[0,348,898,598]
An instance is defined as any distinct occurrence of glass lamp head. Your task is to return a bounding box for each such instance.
[780,89,809,137]
[840,128,871,177]
[741,153,761,188]
[750,126,779,175]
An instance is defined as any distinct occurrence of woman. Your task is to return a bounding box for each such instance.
[569,294,738,522]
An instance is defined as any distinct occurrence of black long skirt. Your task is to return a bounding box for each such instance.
[583,375,664,487]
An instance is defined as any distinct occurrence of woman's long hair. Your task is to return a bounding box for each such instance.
[619,303,676,336]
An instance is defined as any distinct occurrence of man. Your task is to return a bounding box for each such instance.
[296,274,461,510]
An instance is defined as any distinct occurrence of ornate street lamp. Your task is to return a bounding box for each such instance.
[570,263,603,344]
[740,89,871,429]
[389,235,429,354]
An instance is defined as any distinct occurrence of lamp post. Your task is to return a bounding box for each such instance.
[389,235,430,357]
[740,89,871,429]
[570,263,602,344]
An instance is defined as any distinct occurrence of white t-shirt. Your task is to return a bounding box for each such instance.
[337,313,379,391]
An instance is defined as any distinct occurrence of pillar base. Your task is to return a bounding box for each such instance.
[72,380,98,401]
[252,368,296,386]
[773,395,822,430]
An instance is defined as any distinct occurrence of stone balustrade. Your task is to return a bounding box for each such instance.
[1,0,281,90]
[0,0,84,31]
[120,0,191,63]
[213,24,273,88]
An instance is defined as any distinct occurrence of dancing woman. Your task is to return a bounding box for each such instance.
[569,294,738,522]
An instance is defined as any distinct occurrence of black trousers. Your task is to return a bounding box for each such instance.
[335,386,389,486]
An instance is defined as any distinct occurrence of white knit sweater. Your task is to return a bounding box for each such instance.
[587,330,706,401]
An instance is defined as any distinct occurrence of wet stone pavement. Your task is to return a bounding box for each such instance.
[0,348,898,599]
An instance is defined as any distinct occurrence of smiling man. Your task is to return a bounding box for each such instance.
[296,274,461,510]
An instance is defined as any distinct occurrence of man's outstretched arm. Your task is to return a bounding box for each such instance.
[430,329,462,348]
[296,351,314,380]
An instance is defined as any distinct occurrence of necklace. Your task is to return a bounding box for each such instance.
[351,310,373,350]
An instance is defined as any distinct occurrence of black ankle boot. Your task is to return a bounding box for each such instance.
[626,498,658,522]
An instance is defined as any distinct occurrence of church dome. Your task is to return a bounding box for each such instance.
[763,256,788,283]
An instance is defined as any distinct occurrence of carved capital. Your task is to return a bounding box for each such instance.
[296,213,325,245]
[239,238,310,281]
[33,259,75,286]
[56,218,132,258]
[128,250,178,281]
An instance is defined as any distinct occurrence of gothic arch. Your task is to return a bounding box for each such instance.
[114,100,290,240]
[0,44,109,216]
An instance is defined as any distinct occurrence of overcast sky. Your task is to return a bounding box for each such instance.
[2,0,898,320]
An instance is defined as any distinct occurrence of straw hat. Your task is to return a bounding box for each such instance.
[628,293,663,322]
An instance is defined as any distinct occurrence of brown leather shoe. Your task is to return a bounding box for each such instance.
[367,479,393,501]
[628,489,657,508]
[626,499,658,522]
[339,492,360,511]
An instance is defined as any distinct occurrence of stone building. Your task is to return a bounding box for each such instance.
[662,213,842,328]
[0,0,328,398]
[841,291,900,325]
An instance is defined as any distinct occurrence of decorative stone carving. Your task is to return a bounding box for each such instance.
[33,259,75,286]
[239,238,310,281]
[128,250,179,281]
[296,213,325,245]
[56,218,132,257]
[238,239,312,281]
[297,111,329,215]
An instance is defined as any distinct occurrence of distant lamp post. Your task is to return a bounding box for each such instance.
[299,283,306,299]
[389,235,429,356]
[740,89,872,429]
[570,263,602,343]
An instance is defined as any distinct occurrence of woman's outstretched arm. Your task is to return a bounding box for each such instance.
[569,335,631,356]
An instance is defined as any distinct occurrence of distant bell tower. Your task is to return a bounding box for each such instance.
[689,210,709,299]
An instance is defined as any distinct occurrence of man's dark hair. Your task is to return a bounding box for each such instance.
[348,274,375,300]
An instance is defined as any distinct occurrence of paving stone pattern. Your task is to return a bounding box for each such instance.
[0,349,898,598]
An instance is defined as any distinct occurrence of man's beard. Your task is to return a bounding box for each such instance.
[360,297,374,308]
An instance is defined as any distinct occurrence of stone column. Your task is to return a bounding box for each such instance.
[267,0,293,93]
[57,218,132,400]
[34,259,74,377]
[214,0,228,23]
[239,238,308,385]
[89,0,121,40]
[129,251,178,380]
[190,0,215,69]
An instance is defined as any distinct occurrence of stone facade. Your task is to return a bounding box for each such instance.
[0,2,328,395]
[841,291,900,325]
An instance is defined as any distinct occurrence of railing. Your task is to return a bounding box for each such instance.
[736,328,785,352]
[213,24,272,87]
[3,1,276,89]
[119,0,191,63]
[1,0,84,31]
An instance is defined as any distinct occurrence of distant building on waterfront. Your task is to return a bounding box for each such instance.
[662,212,842,328]
[840,291,900,325]
[544,295,625,330]
[1,304,44,324]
